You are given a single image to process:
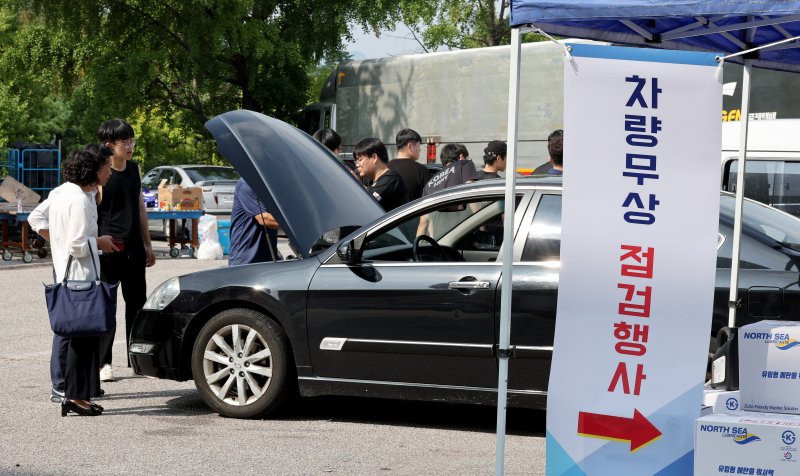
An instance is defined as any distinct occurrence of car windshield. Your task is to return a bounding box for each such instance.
[184,167,240,182]
[718,193,800,270]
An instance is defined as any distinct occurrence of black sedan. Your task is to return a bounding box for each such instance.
[129,111,800,419]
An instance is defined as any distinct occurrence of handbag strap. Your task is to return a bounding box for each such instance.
[60,240,102,284]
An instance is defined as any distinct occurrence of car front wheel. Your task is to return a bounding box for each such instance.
[191,308,293,418]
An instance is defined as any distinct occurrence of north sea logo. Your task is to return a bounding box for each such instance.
[733,433,761,445]
[776,339,800,350]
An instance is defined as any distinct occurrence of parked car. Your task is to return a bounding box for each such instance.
[141,165,240,236]
[129,111,800,419]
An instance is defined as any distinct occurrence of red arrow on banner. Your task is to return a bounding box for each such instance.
[577,409,662,452]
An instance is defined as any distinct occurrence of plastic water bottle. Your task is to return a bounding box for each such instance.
[16,200,22,214]
[709,327,739,390]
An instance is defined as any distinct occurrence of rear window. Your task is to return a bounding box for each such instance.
[184,167,240,182]
[724,159,800,219]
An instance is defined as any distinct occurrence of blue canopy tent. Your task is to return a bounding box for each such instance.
[491,1,800,473]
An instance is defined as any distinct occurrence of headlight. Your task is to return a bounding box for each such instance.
[143,277,180,310]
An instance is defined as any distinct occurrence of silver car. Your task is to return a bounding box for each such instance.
[141,164,240,236]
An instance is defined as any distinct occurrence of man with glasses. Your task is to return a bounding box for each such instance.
[355,138,409,212]
[96,118,156,382]
[388,128,431,201]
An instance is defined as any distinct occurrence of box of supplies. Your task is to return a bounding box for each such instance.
[703,387,741,414]
[695,412,800,475]
[157,179,204,211]
[0,175,40,205]
[739,321,800,414]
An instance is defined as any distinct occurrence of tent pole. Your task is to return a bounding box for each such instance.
[496,26,522,476]
[727,58,753,329]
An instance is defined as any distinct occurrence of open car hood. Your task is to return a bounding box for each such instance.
[205,110,384,258]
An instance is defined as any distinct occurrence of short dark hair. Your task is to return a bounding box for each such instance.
[97,118,134,143]
[63,149,107,187]
[312,128,342,152]
[353,138,389,164]
[396,128,422,150]
[84,143,114,161]
[548,129,563,166]
[440,143,468,166]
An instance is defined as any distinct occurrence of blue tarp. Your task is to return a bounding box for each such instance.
[510,0,800,71]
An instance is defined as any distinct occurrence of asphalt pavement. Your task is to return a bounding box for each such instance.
[0,241,546,475]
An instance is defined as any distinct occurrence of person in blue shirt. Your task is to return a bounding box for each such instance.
[228,178,280,265]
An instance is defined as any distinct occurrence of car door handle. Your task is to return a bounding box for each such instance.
[448,281,491,290]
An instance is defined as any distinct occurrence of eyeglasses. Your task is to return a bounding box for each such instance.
[113,139,136,149]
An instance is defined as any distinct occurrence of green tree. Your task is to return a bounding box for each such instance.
[400,0,546,52]
[0,5,71,148]
[21,0,407,129]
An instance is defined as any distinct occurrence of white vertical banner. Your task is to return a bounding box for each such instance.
[546,44,722,475]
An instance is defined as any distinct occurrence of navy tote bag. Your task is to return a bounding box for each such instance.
[44,247,118,338]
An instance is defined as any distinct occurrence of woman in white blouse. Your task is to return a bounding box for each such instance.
[30,149,117,416]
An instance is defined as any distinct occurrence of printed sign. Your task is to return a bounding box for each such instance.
[546,44,722,475]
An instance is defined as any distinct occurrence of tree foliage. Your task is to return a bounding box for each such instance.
[4,0,406,166]
[400,0,546,52]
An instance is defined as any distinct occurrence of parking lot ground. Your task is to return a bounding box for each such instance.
[0,247,545,475]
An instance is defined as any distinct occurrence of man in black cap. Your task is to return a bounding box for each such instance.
[478,140,507,179]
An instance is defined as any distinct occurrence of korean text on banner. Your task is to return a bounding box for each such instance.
[546,44,722,476]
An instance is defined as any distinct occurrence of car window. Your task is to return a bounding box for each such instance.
[522,194,562,262]
[362,196,514,263]
[141,170,160,190]
[726,159,800,219]
[184,167,240,182]
[156,169,175,186]
[718,194,800,270]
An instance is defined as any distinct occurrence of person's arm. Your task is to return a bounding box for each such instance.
[65,199,117,257]
[416,214,430,236]
[27,197,50,238]
[254,212,279,230]
[139,192,156,267]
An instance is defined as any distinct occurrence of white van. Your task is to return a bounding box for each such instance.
[721,119,800,218]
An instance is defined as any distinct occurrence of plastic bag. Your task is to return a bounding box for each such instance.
[196,214,223,260]
[197,241,223,260]
[197,214,219,243]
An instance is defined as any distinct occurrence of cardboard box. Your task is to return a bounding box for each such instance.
[739,321,800,414]
[703,387,741,414]
[157,179,204,210]
[695,412,800,475]
[0,176,40,205]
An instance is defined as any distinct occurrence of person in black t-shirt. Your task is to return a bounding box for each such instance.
[354,138,409,212]
[96,118,155,380]
[387,128,431,201]
[477,140,507,180]
[421,143,480,196]
[418,143,480,236]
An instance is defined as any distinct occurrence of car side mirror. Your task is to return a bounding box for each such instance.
[336,235,365,264]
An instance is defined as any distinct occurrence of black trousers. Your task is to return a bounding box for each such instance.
[100,251,146,366]
[64,336,100,400]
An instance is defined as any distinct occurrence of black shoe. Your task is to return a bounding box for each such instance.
[50,388,65,403]
[61,399,102,417]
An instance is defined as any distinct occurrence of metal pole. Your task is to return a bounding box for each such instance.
[496,26,522,476]
[727,58,753,328]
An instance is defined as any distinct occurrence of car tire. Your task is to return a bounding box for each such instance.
[191,309,294,419]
